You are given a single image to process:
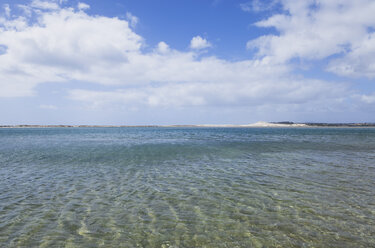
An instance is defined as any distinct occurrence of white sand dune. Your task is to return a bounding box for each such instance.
[195,122,307,128]
[242,121,307,127]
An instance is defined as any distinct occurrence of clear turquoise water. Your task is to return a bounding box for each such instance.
[0,127,374,247]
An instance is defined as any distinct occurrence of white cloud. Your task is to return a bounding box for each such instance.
[156,41,170,53]
[30,0,60,10]
[359,93,375,104]
[0,6,143,96]
[16,4,32,17]
[77,2,90,10]
[3,4,10,17]
[190,36,211,50]
[69,78,347,109]
[248,0,375,78]
[0,0,358,115]
[327,33,375,78]
[240,0,278,12]
[239,2,252,12]
[126,12,138,29]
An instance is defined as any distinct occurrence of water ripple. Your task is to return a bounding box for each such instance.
[0,127,374,247]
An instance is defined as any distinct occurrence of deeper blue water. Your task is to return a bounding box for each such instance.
[0,127,374,247]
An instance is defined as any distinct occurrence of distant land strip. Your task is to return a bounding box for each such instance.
[1,122,375,128]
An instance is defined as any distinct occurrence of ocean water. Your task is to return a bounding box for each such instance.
[0,127,374,248]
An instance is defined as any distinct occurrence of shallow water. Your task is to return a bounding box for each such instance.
[0,127,374,247]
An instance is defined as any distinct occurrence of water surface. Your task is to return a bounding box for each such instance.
[0,127,374,247]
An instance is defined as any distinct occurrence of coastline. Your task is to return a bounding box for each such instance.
[1,121,375,128]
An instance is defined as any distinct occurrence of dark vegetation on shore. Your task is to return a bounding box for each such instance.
[272,122,375,127]
[0,125,159,128]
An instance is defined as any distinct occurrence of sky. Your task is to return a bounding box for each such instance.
[0,0,375,125]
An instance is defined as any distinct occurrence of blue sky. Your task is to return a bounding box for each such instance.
[0,0,375,125]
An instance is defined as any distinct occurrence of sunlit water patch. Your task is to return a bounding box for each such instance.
[0,127,374,247]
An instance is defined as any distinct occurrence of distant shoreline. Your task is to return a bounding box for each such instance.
[1,122,375,128]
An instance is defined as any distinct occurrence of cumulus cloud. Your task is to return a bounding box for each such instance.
[190,36,211,50]
[0,4,142,96]
[248,0,375,78]
[156,41,170,53]
[0,0,360,115]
